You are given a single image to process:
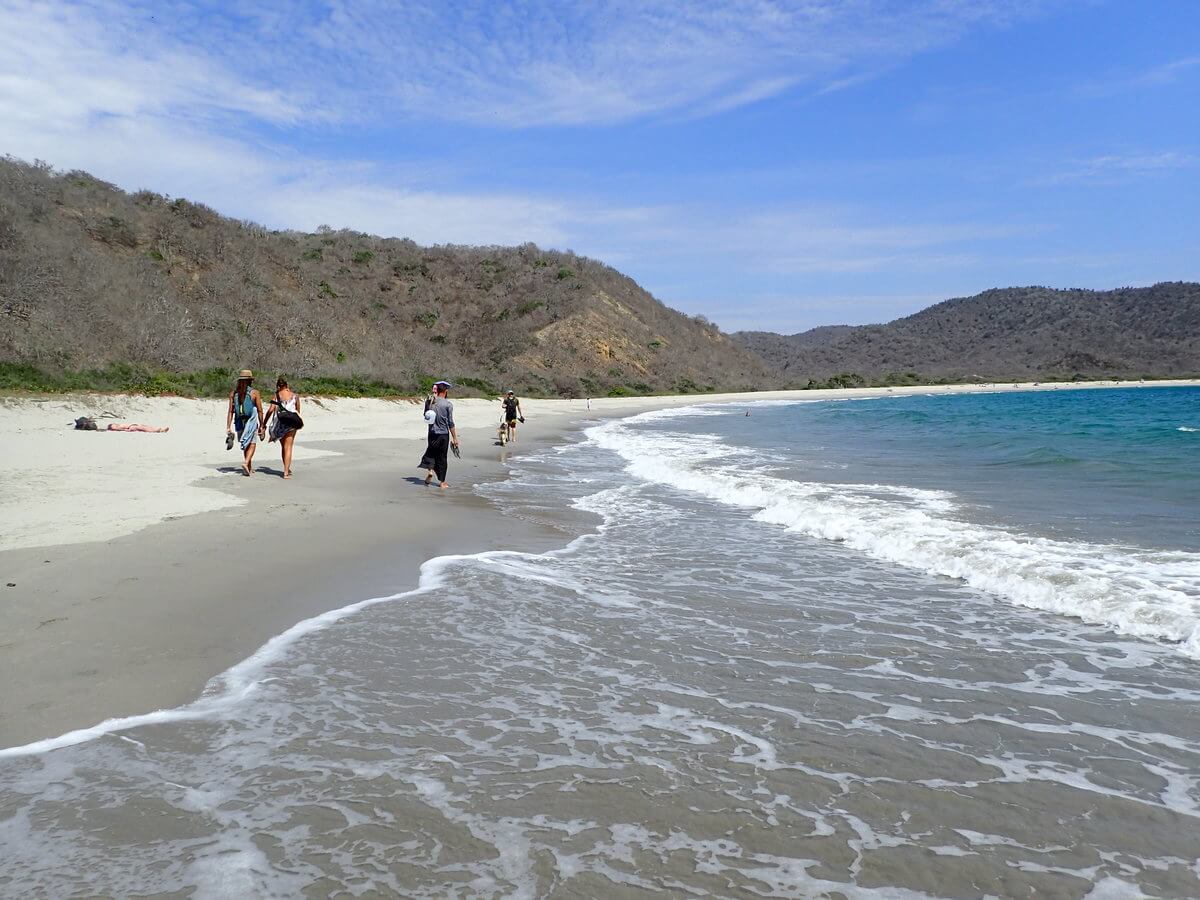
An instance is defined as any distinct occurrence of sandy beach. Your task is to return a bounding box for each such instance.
[1,379,1194,749]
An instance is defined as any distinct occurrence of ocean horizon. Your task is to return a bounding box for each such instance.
[2,386,1198,897]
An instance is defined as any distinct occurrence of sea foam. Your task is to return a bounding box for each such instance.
[589,410,1200,659]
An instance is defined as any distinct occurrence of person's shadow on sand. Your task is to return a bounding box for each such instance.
[214,465,287,478]
[402,476,433,486]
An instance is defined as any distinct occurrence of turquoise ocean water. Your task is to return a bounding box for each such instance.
[1,385,1198,897]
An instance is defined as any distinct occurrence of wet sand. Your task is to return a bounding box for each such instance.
[0,427,569,747]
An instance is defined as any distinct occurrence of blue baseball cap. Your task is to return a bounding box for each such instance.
[433,380,452,389]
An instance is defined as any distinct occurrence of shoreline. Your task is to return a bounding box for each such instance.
[1,378,1196,749]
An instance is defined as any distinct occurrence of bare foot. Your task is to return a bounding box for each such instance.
[241,463,250,476]
[283,472,292,480]
[424,472,433,485]
[439,482,448,490]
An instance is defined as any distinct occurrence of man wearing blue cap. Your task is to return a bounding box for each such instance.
[419,380,459,488]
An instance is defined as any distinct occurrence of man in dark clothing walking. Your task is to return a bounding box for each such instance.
[419,380,459,488]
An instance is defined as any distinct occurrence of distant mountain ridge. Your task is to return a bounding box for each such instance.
[735,284,1200,385]
[0,157,770,396]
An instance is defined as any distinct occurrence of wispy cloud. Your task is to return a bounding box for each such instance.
[684,290,954,332]
[1079,55,1200,96]
[2,0,1064,129]
[0,0,309,126]
[592,203,1044,277]
[1038,151,1197,185]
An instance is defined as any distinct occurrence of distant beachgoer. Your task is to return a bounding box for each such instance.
[263,377,302,479]
[418,380,459,488]
[225,369,265,476]
[107,423,170,432]
[586,397,591,410]
[501,390,523,442]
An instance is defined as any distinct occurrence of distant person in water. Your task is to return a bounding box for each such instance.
[418,380,459,488]
[501,390,523,442]
[225,369,265,476]
[263,376,302,479]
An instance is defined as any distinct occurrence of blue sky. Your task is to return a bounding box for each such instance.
[1,0,1197,332]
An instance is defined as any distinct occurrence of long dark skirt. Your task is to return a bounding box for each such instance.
[419,432,450,483]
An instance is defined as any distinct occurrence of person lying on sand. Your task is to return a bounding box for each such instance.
[73,417,168,432]
[107,423,169,432]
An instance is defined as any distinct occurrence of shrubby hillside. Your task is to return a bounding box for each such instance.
[735,284,1200,386]
[0,157,770,396]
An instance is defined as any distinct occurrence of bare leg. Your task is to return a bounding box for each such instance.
[281,431,295,478]
[244,441,257,475]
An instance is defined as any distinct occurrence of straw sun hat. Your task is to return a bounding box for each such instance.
[237,369,254,380]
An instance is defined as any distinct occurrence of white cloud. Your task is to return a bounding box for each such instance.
[684,290,955,331]
[589,204,1042,276]
[1079,55,1200,95]
[1,0,1064,129]
[1038,151,1197,185]
[0,0,307,126]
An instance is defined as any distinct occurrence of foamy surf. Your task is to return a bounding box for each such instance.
[589,409,1200,659]
[0,549,529,759]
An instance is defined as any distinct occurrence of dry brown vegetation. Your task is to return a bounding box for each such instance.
[0,157,771,396]
[736,284,1200,386]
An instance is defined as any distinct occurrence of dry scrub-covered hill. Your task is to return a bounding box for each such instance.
[0,157,770,396]
[736,284,1200,386]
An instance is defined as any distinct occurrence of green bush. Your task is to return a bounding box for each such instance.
[317,280,337,298]
[353,250,374,265]
[413,312,438,328]
[301,248,322,261]
[556,267,574,280]
[456,376,497,395]
[516,300,544,316]
[430,334,447,344]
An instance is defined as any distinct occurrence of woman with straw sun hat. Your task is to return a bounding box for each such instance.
[225,369,266,476]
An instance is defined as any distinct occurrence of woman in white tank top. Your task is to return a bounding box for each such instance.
[264,376,303,479]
